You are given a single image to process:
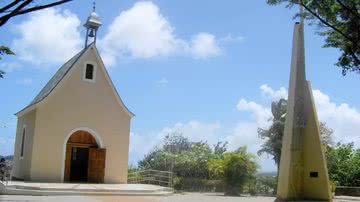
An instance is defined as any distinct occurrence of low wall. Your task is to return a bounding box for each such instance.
[336,186,360,196]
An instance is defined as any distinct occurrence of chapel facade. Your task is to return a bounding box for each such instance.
[11,9,133,183]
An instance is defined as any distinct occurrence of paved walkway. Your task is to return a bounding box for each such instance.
[6,181,168,191]
[1,193,360,202]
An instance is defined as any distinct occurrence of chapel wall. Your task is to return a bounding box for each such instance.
[29,48,131,183]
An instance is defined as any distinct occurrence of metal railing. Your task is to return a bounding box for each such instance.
[128,169,173,188]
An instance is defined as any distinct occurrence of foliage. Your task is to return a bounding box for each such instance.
[0,46,15,78]
[208,158,225,179]
[139,133,259,195]
[0,155,13,161]
[0,156,12,180]
[267,0,360,75]
[173,177,224,192]
[254,176,277,195]
[258,98,334,172]
[138,133,213,178]
[0,46,14,59]
[326,142,360,186]
[258,99,287,170]
[208,148,259,195]
[222,148,258,195]
[319,122,335,146]
[213,141,228,157]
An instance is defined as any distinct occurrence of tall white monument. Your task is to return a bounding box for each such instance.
[276,20,332,201]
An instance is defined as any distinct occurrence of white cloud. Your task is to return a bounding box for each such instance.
[189,33,220,59]
[160,121,222,144]
[10,2,236,67]
[156,77,169,86]
[129,131,163,165]
[226,122,259,151]
[260,84,287,100]
[220,33,244,43]
[100,1,181,64]
[16,78,33,85]
[100,1,222,66]
[236,98,272,128]
[260,84,360,146]
[12,8,82,65]
[313,90,360,145]
[129,85,360,172]
[129,121,222,165]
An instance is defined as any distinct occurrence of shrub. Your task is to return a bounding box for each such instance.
[222,148,258,196]
[254,176,277,195]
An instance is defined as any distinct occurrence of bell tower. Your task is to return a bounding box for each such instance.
[84,2,102,48]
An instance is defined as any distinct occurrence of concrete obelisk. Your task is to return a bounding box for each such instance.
[276,16,332,202]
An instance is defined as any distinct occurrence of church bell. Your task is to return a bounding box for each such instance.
[88,29,95,38]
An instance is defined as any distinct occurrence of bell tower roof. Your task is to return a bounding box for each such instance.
[84,2,101,48]
[84,11,102,29]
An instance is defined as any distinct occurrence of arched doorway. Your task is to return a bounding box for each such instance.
[64,130,106,183]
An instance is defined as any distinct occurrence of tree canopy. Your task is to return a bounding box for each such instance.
[326,142,360,186]
[138,133,258,195]
[267,0,360,75]
[258,98,287,171]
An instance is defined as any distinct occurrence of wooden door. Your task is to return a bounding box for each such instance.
[64,145,72,181]
[88,148,106,183]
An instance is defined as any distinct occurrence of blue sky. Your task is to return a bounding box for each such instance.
[1,0,359,172]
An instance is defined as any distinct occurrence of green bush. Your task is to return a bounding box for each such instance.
[173,177,184,190]
[326,143,360,187]
[254,176,277,195]
[222,147,258,196]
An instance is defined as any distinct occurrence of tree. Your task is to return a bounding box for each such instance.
[267,0,360,75]
[140,133,260,193]
[326,142,360,186]
[0,0,72,78]
[258,98,287,171]
[213,141,228,157]
[258,98,334,173]
[319,122,334,146]
[254,175,277,195]
[138,133,213,178]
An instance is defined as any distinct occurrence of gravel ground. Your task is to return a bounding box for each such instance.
[0,193,359,202]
